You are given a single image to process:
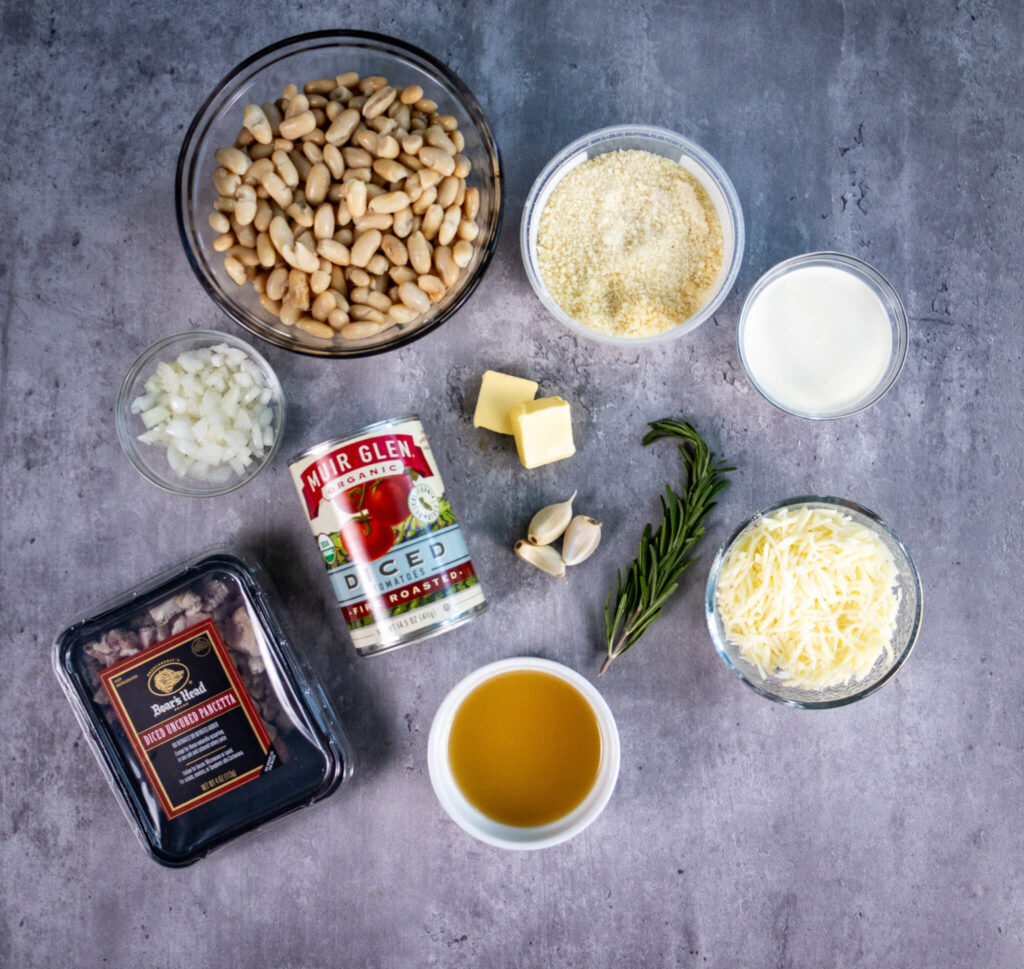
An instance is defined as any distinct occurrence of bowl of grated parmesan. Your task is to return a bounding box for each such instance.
[520,124,743,344]
[705,496,922,708]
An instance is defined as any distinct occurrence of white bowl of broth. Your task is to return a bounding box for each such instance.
[427,657,620,849]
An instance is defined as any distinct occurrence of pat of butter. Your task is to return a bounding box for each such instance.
[473,370,539,435]
[509,397,575,469]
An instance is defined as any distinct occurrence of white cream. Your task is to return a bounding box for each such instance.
[741,265,892,416]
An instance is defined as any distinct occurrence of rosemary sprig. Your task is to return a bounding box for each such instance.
[601,419,733,675]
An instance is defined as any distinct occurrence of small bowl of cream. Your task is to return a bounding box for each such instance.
[738,252,908,419]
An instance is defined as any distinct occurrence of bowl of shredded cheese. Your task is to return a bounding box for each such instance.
[705,496,922,708]
[520,124,743,344]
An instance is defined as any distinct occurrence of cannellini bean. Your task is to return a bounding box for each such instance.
[354,213,393,231]
[373,158,408,183]
[224,255,247,285]
[272,149,299,188]
[350,229,382,268]
[341,320,383,339]
[389,265,416,285]
[286,201,314,228]
[216,147,251,176]
[452,239,473,268]
[366,255,389,278]
[381,233,408,265]
[418,147,456,176]
[457,218,479,241]
[209,211,231,234]
[266,266,289,300]
[261,170,293,208]
[328,307,350,329]
[362,85,397,119]
[436,176,460,209]
[234,184,258,225]
[438,205,461,246]
[425,126,456,154]
[407,232,432,275]
[306,162,330,205]
[392,207,414,238]
[279,298,301,326]
[326,108,361,146]
[213,232,234,252]
[434,245,458,286]
[376,134,400,159]
[400,84,423,105]
[256,233,277,267]
[297,318,334,338]
[463,187,480,220]
[317,238,350,265]
[369,190,411,214]
[287,269,310,310]
[344,179,367,218]
[214,168,241,197]
[259,293,282,315]
[279,111,317,140]
[418,168,441,190]
[314,203,335,239]
[342,146,374,168]
[417,274,445,302]
[323,143,344,179]
[388,303,418,324]
[421,203,444,240]
[310,269,331,295]
[412,187,437,215]
[398,281,431,313]
[243,104,273,144]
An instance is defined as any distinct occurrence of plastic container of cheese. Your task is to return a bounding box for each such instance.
[704,496,923,709]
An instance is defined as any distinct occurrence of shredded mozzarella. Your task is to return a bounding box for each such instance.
[131,343,276,484]
[715,506,901,689]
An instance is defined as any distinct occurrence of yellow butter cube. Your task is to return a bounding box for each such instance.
[472,370,540,435]
[508,397,575,469]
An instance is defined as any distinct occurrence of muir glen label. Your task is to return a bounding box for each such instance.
[289,416,487,657]
[99,619,274,819]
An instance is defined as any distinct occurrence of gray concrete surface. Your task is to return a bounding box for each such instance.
[2,1,1022,966]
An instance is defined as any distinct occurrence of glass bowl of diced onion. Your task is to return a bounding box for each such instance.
[116,330,285,496]
[704,496,923,709]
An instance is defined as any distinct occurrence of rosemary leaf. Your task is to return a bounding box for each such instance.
[600,419,733,675]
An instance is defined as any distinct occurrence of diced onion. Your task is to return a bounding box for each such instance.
[131,343,277,484]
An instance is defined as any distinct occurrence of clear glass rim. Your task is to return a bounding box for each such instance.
[115,329,286,497]
[175,29,504,359]
[704,495,923,710]
[519,123,745,346]
[737,251,910,420]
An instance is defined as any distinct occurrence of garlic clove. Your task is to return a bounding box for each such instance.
[514,539,567,579]
[561,515,602,566]
[527,490,577,546]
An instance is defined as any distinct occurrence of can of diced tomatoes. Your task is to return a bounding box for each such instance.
[289,416,487,657]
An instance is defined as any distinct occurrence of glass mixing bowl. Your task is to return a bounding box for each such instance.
[176,31,502,357]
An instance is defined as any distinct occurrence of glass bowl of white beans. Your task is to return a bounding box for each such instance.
[176,31,503,358]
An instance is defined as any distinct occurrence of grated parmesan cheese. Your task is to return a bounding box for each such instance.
[536,150,723,338]
[715,506,901,689]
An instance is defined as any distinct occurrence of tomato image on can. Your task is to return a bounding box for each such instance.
[289,416,487,657]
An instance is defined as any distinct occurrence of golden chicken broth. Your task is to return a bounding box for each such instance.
[447,670,601,827]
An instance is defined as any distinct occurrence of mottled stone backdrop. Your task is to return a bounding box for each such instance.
[1,1,1022,967]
